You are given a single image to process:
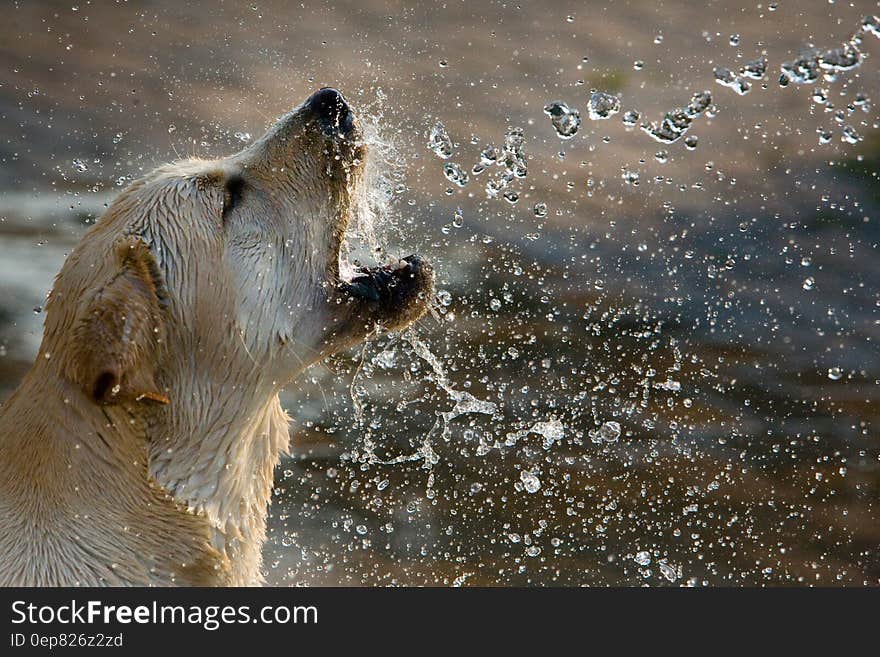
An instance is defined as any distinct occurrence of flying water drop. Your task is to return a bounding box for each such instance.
[428,122,453,158]
[622,109,640,127]
[588,92,621,120]
[443,162,469,187]
[520,471,541,494]
[543,101,581,139]
[714,67,751,95]
[590,421,621,443]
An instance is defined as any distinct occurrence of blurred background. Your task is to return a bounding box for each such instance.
[1,0,878,585]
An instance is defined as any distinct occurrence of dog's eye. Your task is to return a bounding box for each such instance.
[222,175,245,218]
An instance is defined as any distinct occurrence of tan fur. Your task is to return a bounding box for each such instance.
[0,91,433,586]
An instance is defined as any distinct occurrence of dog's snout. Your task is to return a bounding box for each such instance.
[305,87,354,135]
[306,87,347,115]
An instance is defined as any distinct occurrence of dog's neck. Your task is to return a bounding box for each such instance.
[145,370,290,584]
[24,346,290,584]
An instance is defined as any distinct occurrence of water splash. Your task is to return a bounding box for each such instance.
[504,419,565,450]
[344,105,406,269]
[407,333,497,423]
[348,332,497,470]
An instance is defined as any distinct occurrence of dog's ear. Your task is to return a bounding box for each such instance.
[69,236,169,406]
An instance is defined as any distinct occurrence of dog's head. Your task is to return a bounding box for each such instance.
[48,88,434,406]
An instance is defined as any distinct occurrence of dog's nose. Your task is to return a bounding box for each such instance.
[305,87,354,135]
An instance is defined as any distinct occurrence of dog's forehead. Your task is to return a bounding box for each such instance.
[147,160,226,189]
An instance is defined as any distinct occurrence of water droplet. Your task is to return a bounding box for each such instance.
[72,158,88,172]
[802,276,815,291]
[587,92,621,120]
[862,15,880,38]
[641,108,691,144]
[529,419,564,449]
[687,90,712,116]
[818,44,863,73]
[634,551,651,566]
[659,561,678,582]
[479,144,499,165]
[533,202,547,218]
[428,122,453,159]
[780,50,822,85]
[841,125,861,144]
[741,57,767,80]
[684,135,699,150]
[443,162,469,187]
[827,367,843,380]
[590,420,621,443]
[520,471,541,494]
[622,109,640,127]
[374,349,397,370]
[543,100,581,139]
[714,67,751,95]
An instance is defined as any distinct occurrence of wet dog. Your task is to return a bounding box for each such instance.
[0,89,433,585]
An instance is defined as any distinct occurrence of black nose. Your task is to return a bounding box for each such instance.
[305,87,354,135]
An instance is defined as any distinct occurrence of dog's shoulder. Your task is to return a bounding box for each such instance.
[0,379,233,587]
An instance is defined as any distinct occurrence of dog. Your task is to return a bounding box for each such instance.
[0,88,434,585]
